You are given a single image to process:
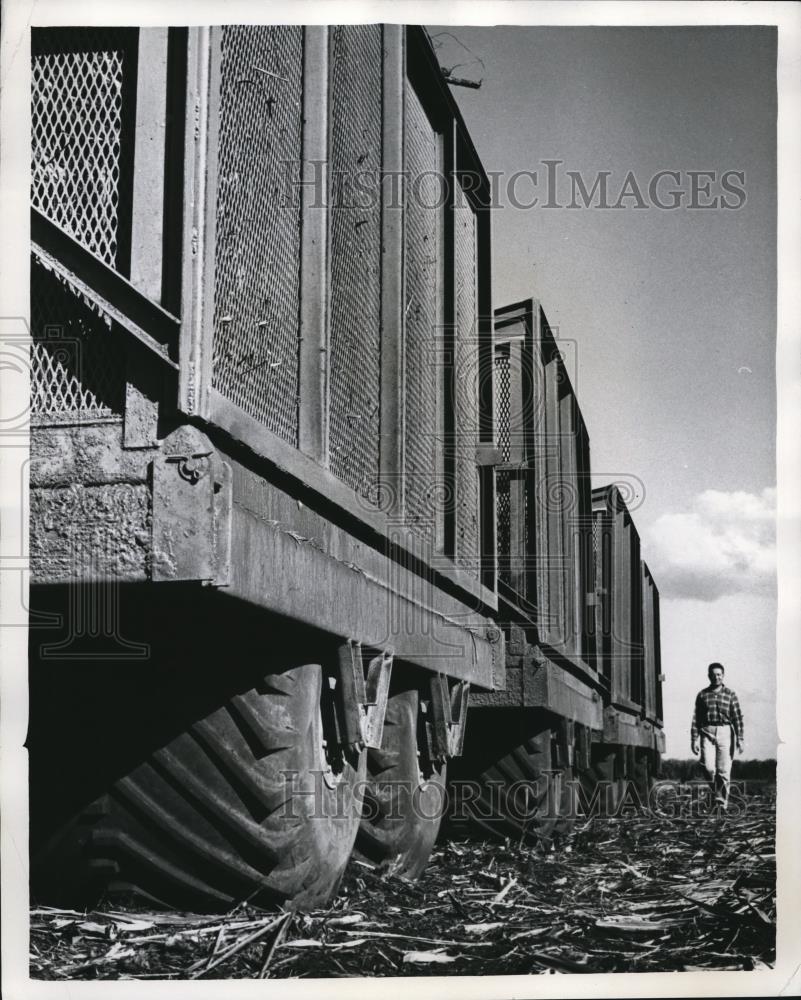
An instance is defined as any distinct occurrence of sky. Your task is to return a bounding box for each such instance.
[431,26,778,758]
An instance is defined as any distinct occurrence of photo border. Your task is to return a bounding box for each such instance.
[2,2,799,997]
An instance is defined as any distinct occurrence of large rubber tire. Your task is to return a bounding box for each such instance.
[582,746,623,817]
[475,732,573,844]
[632,749,654,807]
[355,690,446,879]
[450,714,574,845]
[31,662,365,912]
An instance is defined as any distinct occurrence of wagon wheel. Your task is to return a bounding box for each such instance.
[632,749,654,806]
[573,745,623,817]
[454,720,574,846]
[31,662,365,912]
[355,689,447,879]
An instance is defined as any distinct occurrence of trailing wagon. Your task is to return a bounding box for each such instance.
[451,301,664,838]
[27,23,664,913]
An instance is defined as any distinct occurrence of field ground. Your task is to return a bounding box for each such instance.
[29,785,775,980]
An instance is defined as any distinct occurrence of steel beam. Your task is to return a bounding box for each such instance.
[378,25,405,521]
[298,27,330,464]
[130,29,170,302]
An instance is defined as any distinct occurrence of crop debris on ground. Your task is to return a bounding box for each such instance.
[29,788,775,980]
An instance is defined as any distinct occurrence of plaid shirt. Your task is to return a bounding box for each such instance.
[691,684,744,743]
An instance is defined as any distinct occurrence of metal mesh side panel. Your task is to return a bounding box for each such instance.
[593,514,613,683]
[31,256,125,421]
[31,28,136,269]
[212,26,304,446]
[328,25,382,500]
[589,514,600,661]
[630,529,644,704]
[654,591,663,719]
[403,82,441,541]
[642,576,656,718]
[495,347,511,462]
[454,185,480,569]
[495,344,511,580]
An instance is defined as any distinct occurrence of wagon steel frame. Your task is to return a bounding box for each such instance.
[27,22,667,906]
[30,25,503,689]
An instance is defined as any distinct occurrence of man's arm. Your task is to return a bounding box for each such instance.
[691,694,701,753]
[731,691,744,750]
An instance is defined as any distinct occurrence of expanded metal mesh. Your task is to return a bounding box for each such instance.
[600,520,612,640]
[328,25,382,500]
[495,345,511,463]
[630,530,644,704]
[403,81,441,541]
[30,256,125,421]
[589,514,600,641]
[212,25,304,446]
[595,515,613,682]
[642,576,655,716]
[495,344,511,578]
[454,185,480,569]
[31,28,136,270]
[654,592,664,719]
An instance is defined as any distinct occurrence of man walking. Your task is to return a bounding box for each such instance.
[690,663,744,811]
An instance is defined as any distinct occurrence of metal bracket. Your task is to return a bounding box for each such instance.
[603,707,621,744]
[494,459,533,473]
[574,722,591,772]
[151,425,232,585]
[427,674,470,762]
[554,717,574,769]
[475,444,503,467]
[506,625,526,657]
[588,586,607,608]
[335,640,393,751]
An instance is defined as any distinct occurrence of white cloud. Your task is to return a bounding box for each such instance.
[645,488,776,601]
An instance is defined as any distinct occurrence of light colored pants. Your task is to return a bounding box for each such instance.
[700,725,733,807]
